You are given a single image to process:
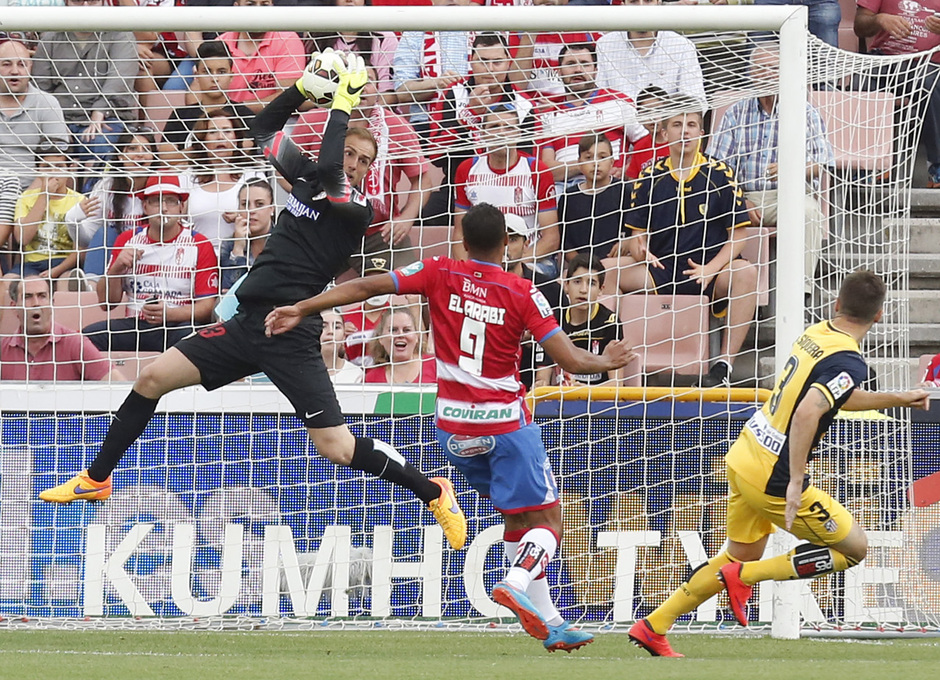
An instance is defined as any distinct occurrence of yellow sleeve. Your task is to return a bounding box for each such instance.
[13,189,38,222]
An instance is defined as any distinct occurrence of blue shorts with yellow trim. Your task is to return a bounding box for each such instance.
[726,466,855,545]
[436,423,559,514]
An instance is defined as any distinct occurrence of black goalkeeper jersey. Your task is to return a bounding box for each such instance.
[236,86,374,308]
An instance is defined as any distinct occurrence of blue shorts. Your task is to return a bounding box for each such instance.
[436,423,559,514]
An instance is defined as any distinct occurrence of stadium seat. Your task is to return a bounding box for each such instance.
[619,294,710,378]
[739,226,772,307]
[809,90,894,171]
[416,224,452,259]
[51,291,125,331]
[109,351,161,380]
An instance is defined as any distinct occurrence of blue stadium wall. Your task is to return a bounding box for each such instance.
[2,402,938,621]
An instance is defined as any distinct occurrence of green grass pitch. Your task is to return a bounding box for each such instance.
[1,630,939,680]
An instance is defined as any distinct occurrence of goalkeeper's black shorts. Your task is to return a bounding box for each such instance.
[174,306,345,429]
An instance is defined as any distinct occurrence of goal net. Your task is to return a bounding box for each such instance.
[0,5,936,636]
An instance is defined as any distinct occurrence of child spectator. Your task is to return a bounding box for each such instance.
[160,40,256,162]
[65,128,157,283]
[364,306,436,384]
[537,254,624,387]
[184,108,266,255]
[83,175,218,352]
[219,178,275,291]
[558,133,629,268]
[503,213,565,391]
[13,142,84,282]
[321,307,364,384]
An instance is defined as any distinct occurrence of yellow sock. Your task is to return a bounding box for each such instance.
[739,546,852,585]
[646,552,735,635]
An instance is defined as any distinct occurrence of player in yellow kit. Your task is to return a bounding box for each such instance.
[629,270,930,657]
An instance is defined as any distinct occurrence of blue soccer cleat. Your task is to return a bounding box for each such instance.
[543,621,594,653]
[492,581,549,640]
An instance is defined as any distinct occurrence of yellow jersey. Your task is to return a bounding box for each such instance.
[726,321,869,496]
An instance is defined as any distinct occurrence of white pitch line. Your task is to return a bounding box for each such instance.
[0,649,231,658]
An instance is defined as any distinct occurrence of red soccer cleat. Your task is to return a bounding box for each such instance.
[628,619,684,658]
[719,562,753,627]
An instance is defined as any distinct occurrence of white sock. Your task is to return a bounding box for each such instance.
[503,536,562,624]
[504,527,558,592]
[527,576,563,626]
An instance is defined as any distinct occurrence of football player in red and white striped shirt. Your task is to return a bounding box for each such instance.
[265,202,637,653]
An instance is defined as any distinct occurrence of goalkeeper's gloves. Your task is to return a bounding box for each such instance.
[331,52,368,115]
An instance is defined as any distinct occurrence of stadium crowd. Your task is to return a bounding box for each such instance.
[0,0,935,387]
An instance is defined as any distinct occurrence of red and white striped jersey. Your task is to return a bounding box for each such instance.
[392,257,560,435]
[110,226,219,316]
[536,88,648,171]
[454,154,557,236]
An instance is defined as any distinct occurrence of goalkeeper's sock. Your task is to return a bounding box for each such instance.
[87,389,159,482]
[645,552,736,635]
[349,437,439,504]
[502,529,563,626]
[739,544,854,584]
[503,526,558,593]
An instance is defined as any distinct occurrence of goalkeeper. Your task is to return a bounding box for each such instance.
[39,51,468,552]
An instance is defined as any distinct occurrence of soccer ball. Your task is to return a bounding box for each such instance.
[301,49,345,108]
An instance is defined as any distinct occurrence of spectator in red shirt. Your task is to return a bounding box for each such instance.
[855,0,940,186]
[1,275,123,381]
[293,68,432,270]
[219,0,306,113]
[364,306,436,384]
[83,175,219,352]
